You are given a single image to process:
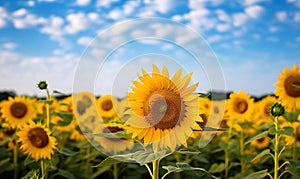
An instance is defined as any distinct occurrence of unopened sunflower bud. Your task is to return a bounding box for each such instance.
[38,81,48,90]
[270,103,285,117]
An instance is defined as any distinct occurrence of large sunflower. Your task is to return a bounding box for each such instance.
[17,121,57,161]
[93,123,134,154]
[275,64,300,110]
[226,91,254,121]
[125,65,200,151]
[96,95,118,118]
[1,96,37,129]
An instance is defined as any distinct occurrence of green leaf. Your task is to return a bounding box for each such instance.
[85,131,132,139]
[135,150,169,165]
[218,140,228,150]
[24,156,35,166]
[53,90,66,95]
[91,166,111,179]
[243,169,269,179]
[199,126,227,131]
[258,122,273,130]
[54,111,73,126]
[245,131,269,145]
[277,126,294,136]
[268,126,276,135]
[50,169,76,179]
[283,111,300,123]
[93,155,134,167]
[198,93,210,98]
[58,148,79,157]
[208,163,225,173]
[162,165,182,172]
[252,149,271,162]
[174,150,201,155]
[37,99,53,105]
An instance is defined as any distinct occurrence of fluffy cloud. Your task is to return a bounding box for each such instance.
[96,0,119,8]
[153,0,174,14]
[0,7,8,28]
[40,16,64,37]
[215,10,231,22]
[233,13,248,27]
[2,42,18,50]
[216,23,231,32]
[64,12,89,34]
[269,26,279,33]
[276,11,287,22]
[76,0,91,6]
[245,5,264,18]
[77,36,93,46]
[287,0,300,8]
[12,8,46,29]
[244,0,269,5]
[294,12,300,22]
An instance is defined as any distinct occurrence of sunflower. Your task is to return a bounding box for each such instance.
[1,96,37,129]
[17,121,57,161]
[96,95,118,118]
[250,137,270,150]
[226,91,254,122]
[70,127,87,141]
[93,123,134,154]
[256,96,278,124]
[125,65,199,151]
[36,97,59,115]
[275,64,300,110]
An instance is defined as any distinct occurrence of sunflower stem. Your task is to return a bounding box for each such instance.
[274,116,279,179]
[239,130,245,173]
[13,136,18,179]
[41,159,46,179]
[292,126,297,161]
[45,88,51,129]
[113,163,118,179]
[224,124,233,178]
[152,160,160,179]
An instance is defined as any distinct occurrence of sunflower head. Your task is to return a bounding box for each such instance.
[275,64,300,110]
[17,121,57,161]
[270,103,285,117]
[37,81,48,90]
[125,65,199,151]
[96,95,118,118]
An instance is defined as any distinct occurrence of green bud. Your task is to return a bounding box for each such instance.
[38,81,48,90]
[270,103,285,117]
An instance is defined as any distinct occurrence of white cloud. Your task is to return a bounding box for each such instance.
[0,7,8,28]
[64,12,89,34]
[123,0,140,15]
[215,10,230,22]
[12,8,28,17]
[153,0,174,14]
[296,36,300,42]
[172,15,183,22]
[77,36,93,46]
[13,13,47,29]
[76,0,91,6]
[107,8,123,20]
[37,0,56,2]
[287,0,300,8]
[267,36,279,42]
[244,0,269,5]
[276,11,287,22]
[216,23,230,32]
[96,0,119,8]
[233,13,248,27]
[27,1,35,6]
[269,26,279,32]
[245,5,264,19]
[294,12,300,22]
[208,35,223,43]
[2,42,18,50]
[40,16,64,37]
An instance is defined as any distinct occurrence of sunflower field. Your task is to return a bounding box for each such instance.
[0,64,300,179]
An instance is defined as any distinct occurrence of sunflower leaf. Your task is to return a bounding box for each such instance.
[283,111,300,123]
[58,148,79,157]
[50,169,76,179]
[53,90,66,95]
[245,131,269,145]
[208,163,225,173]
[243,169,269,179]
[24,156,35,166]
[198,93,210,98]
[84,131,132,139]
[174,149,201,155]
[277,126,294,136]
[93,155,135,167]
[251,149,271,162]
[54,111,73,126]
[37,99,53,105]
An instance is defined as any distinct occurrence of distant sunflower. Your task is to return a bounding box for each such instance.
[94,123,134,154]
[250,137,270,150]
[226,91,254,121]
[96,95,117,118]
[275,64,300,110]
[1,96,37,129]
[125,65,199,151]
[257,96,278,123]
[17,121,57,161]
[36,97,59,115]
[70,127,86,141]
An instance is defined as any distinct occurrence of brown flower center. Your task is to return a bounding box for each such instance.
[10,102,28,118]
[77,101,86,115]
[101,99,113,111]
[199,114,208,126]
[28,127,49,148]
[264,102,273,116]
[296,125,300,142]
[257,137,266,143]
[233,99,248,114]
[144,90,184,129]
[103,126,124,142]
[284,75,300,97]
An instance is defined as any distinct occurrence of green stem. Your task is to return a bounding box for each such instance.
[113,163,118,179]
[13,139,18,179]
[292,127,297,161]
[41,160,45,179]
[152,160,160,179]
[224,124,233,178]
[274,116,279,179]
[46,88,51,129]
[239,130,245,173]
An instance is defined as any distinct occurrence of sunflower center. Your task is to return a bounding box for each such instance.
[144,90,183,129]
[103,126,124,142]
[83,95,92,107]
[296,125,300,142]
[199,114,208,126]
[28,127,49,148]
[233,99,248,114]
[101,100,113,111]
[10,102,28,118]
[257,137,265,143]
[284,75,300,97]
[264,102,273,116]
[77,101,86,115]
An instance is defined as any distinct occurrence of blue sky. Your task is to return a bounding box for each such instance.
[0,0,299,97]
